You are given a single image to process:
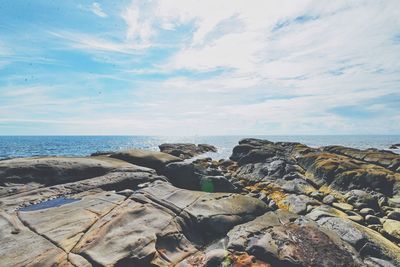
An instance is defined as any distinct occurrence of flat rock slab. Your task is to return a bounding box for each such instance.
[18,191,126,252]
[0,211,70,266]
[107,149,182,171]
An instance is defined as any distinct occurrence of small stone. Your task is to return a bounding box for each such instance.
[268,200,277,210]
[306,205,315,213]
[310,191,324,200]
[367,224,382,232]
[322,194,336,205]
[116,189,134,197]
[365,215,381,225]
[345,211,364,223]
[378,196,388,207]
[360,208,375,216]
[387,211,400,221]
[332,202,354,211]
[258,193,268,203]
[11,229,20,234]
[347,215,364,223]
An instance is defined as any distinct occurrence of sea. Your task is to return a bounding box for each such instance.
[0,135,399,160]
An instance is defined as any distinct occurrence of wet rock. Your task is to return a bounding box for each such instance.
[389,144,400,150]
[159,143,217,159]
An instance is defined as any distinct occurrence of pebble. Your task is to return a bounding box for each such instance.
[322,194,336,205]
[387,211,400,221]
[360,208,375,216]
[365,215,381,225]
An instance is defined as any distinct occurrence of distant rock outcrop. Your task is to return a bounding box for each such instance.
[159,143,217,159]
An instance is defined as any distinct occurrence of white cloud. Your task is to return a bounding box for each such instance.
[90,2,107,17]
[2,0,400,135]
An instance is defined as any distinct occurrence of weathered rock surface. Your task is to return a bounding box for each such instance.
[105,149,183,172]
[159,143,217,159]
[1,139,400,267]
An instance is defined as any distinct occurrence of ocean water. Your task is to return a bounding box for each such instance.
[0,135,399,160]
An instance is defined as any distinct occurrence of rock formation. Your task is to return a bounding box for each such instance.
[1,139,399,266]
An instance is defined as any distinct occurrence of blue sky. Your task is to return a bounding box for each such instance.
[0,0,399,135]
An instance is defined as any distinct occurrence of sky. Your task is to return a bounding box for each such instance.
[0,0,399,135]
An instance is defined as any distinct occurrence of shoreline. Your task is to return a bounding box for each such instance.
[1,138,399,266]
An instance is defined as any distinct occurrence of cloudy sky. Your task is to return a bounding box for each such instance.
[0,0,399,135]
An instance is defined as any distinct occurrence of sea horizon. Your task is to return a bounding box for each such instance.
[1,135,399,160]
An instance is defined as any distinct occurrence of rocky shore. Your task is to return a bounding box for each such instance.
[1,139,400,267]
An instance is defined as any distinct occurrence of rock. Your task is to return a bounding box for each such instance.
[199,176,238,193]
[280,178,316,195]
[298,151,400,197]
[108,149,182,172]
[317,216,367,247]
[116,189,134,197]
[323,194,336,204]
[227,211,364,267]
[365,215,381,225]
[383,219,400,240]
[333,202,354,211]
[389,144,400,149]
[364,257,397,267]
[310,191,324,200]
[360,208,375,216]
[159,143,217,159]
[345,190,379,210]
[387,210,400,221]
[203,249,227,267]
[323,145,400,173]
[281,194,319,215]
[0,156,148,196]
[18,191,126,252]
[0,212,70,266]
[163,161,236,192]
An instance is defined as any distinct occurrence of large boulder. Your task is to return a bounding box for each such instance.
[227,210,364,267]
[297,152,400,197]
[163,161,237,192]
[0,156,152,198]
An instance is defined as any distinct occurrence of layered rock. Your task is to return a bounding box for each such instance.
[1,139,400,267]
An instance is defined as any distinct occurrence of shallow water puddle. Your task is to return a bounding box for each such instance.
[19,197,80,211]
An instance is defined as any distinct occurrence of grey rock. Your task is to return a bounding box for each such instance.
[365,215,381,225]
[323,194,336,204]
[360,208,375,216]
